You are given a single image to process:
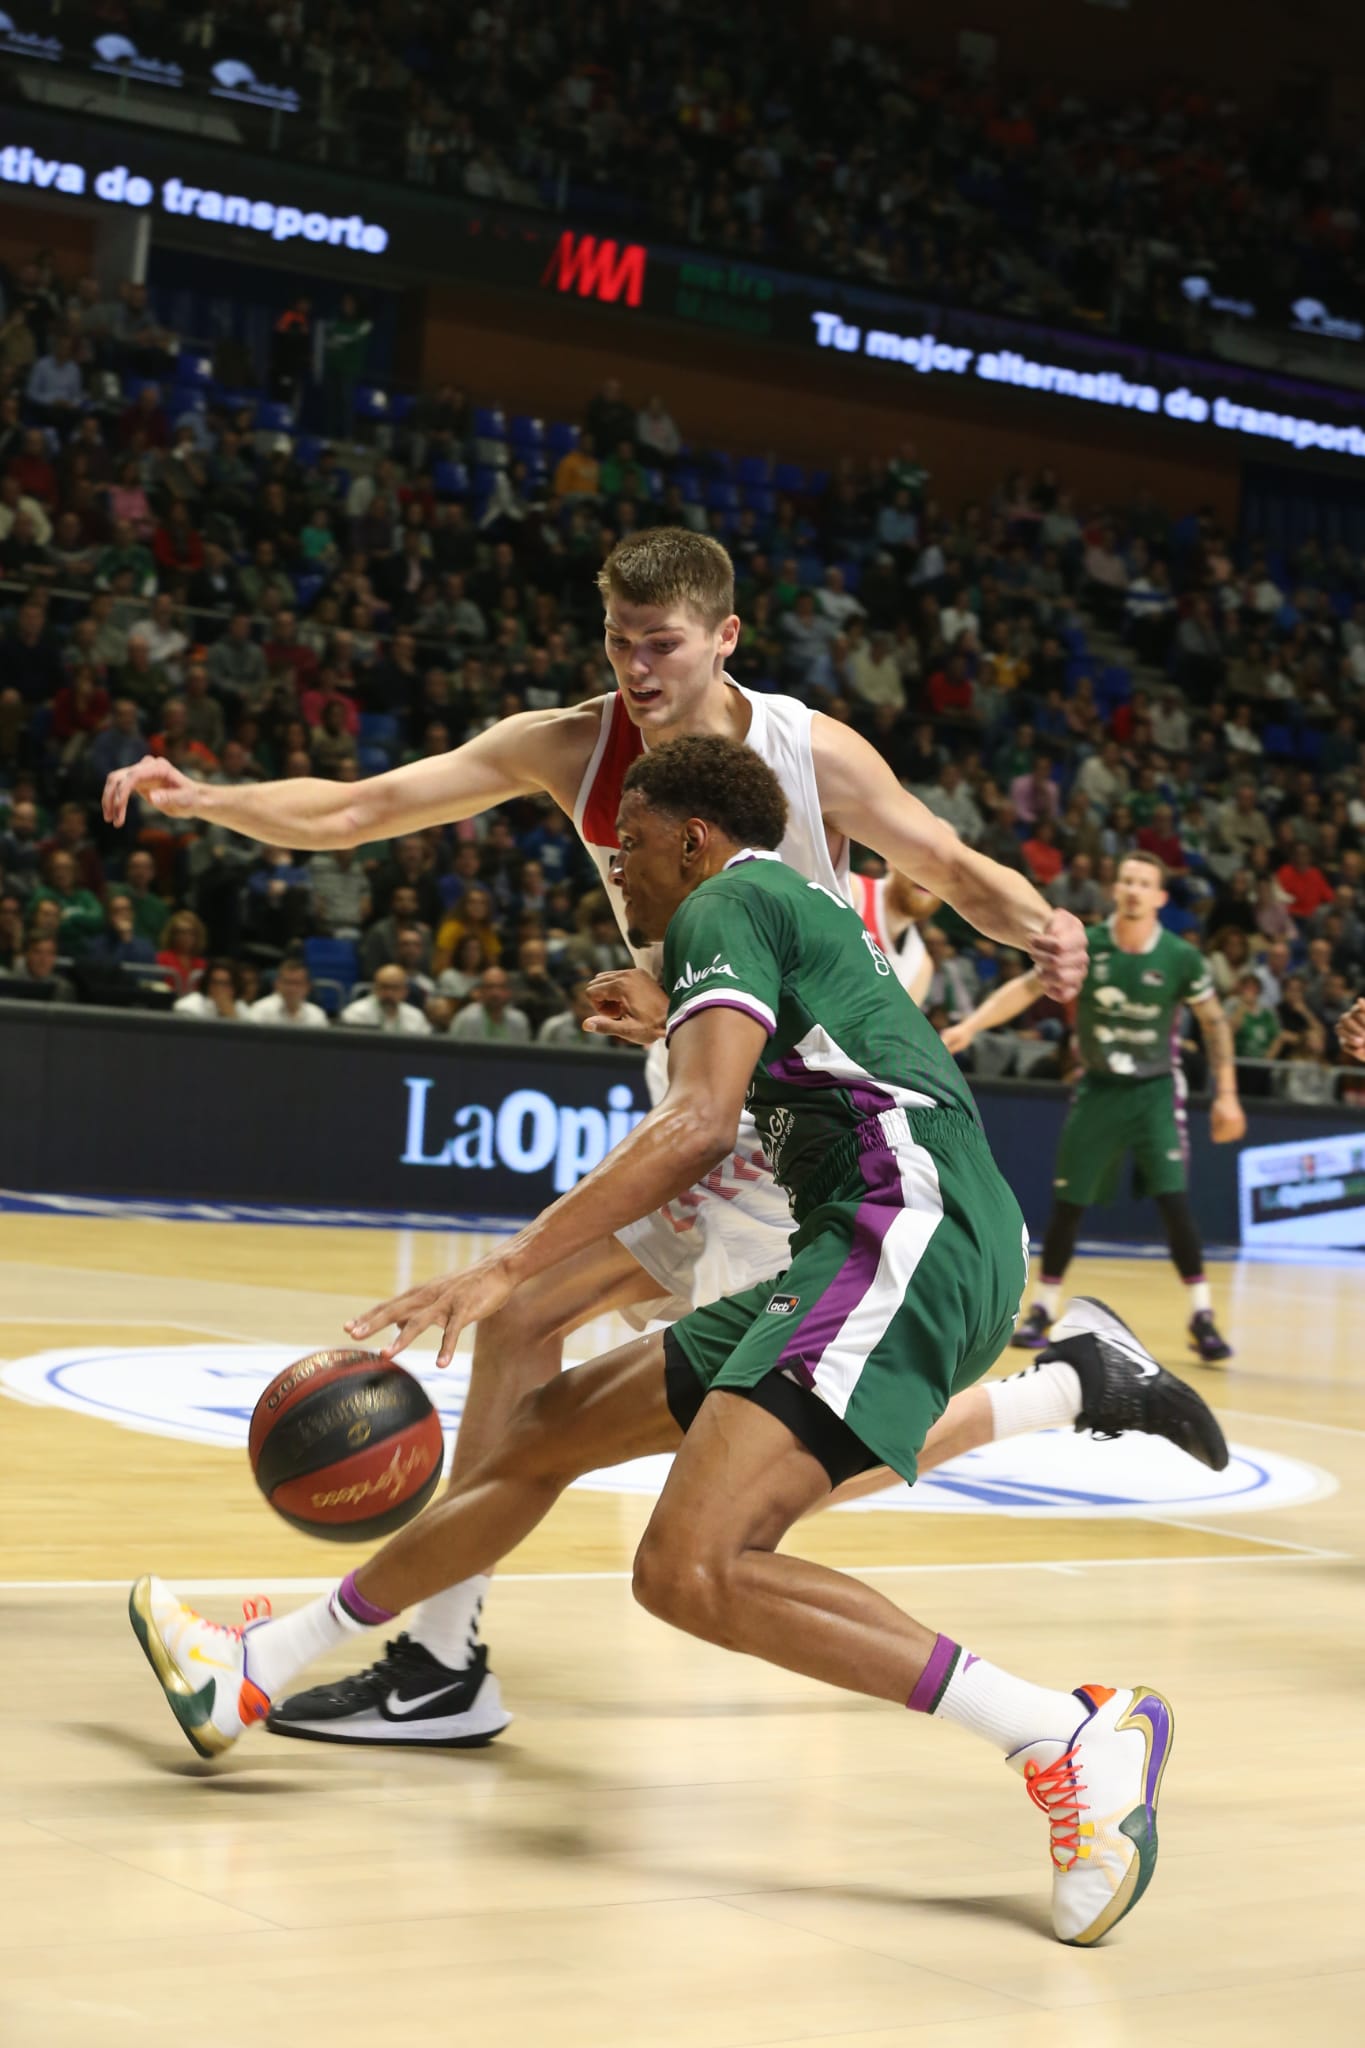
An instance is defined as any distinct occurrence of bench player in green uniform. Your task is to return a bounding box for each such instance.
[945,851,1246,1362]
[132,738,1202,1947]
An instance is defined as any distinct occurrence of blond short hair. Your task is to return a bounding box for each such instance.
[597,527,735,628]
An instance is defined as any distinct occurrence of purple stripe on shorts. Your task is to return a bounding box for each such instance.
[774,1140,905,1389]
[336,1570,395,1627]
[907,1633,962,1714]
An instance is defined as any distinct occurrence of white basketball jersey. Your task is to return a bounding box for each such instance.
[572,680,849,1103]
[849,872,928,999]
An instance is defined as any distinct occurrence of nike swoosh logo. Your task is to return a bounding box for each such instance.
[384,1685,468,1717]
[187,1645,237,1671]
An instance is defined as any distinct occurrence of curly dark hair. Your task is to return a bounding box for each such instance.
[623,736,787,849]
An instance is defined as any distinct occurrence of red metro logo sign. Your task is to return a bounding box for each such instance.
[541,230,647,310]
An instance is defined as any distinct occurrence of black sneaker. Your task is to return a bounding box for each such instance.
[265,1635,511,1748]
[1188,1310,1234,1366]
[1010,1304,1053,1350]
[1044,1295,1229,1472]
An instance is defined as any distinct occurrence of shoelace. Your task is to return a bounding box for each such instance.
[1024,1747,1091,1869]
[305,1632,443,1706]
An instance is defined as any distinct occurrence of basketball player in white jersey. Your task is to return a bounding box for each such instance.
[850,865,936,1005]
[103,528,1221,1747]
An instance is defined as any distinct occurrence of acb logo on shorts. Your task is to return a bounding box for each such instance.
[765,1292,801,1315]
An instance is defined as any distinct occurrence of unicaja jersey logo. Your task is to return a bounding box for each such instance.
[672,952,738,994]
[542,231,647,309]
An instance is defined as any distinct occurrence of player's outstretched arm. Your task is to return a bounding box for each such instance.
[940,968,1045,1054]
[812,718,1086,999]
[101,707,583,848]
[346,1007,766,1367]
[1190,992,1247,1143]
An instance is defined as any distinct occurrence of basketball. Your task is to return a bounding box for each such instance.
[248,1349,444,1541]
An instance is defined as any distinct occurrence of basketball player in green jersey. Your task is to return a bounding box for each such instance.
[944,851,1247,1362]
[133,738,1188,1947]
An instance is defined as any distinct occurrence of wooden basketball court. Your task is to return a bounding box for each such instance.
[1,1205,1361,2047]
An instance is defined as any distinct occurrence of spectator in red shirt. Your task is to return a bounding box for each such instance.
[927,651,975,724]
[119,383,171,450]
[1277,841,1335,921]
[300,667,360,733]
[1022,816,1064,887]
[10,426,58,504]
[156,908,207,997]
[264,609,321,689]
[51,666,111,747]
[152,502,204,577]
[1136,803,1187,876]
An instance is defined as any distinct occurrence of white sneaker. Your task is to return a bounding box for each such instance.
[129,1575,273,1758]
[1009,1682,1174,1945]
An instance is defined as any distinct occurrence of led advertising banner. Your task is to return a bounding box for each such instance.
[1238,1131,1365,1250]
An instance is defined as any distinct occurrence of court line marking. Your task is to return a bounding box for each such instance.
[0,1551,1343,1596]
[1143,1514,1342,1557]
[1219,1406,1365,1442]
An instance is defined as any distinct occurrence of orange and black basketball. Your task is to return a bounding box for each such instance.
[248,1349,444,1542]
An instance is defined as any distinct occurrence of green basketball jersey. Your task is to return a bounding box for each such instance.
[662,851,976,1207]
[1077,917,1212,1081]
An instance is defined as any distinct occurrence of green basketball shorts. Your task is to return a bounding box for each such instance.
[1052,1073,1189,1209]
[663,1106,1029,1486]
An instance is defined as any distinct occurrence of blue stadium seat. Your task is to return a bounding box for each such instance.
[1061,622,1088,655]
[473,405,507,440]
[1101,662,1132,701]
[797,552,825,588]
[737,454,773,487]
[838,560,862,592]
[743,485,777,518]
[293,572,325,609]
[218,389,262,418]
[303,938,360,1000]
[432,460,469,498]
[353,385,397,421]
[706,480,741,511]
[359,744,395,775]
[176,354,215,390]
[170,387,208,417]
[257,400,296,433]
[1261,722,1295,759]
[545,420,579,456]
[358,713,400,747]
[703,449,735,478]
[295,434,323,467]
[806,469,830,496]
[773,461,806,493]
[510,414,545,450]
[1297,726,1325,765]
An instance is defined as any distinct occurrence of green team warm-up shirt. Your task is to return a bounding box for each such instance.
[661,851,976,1212]
[1075,918,1212,1083]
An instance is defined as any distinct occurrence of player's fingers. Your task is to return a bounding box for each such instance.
[346,1290,416,1338]
[436,1309,466,1370]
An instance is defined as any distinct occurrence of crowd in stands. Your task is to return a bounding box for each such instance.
[0,234,1363,1100]
[90,1,1365,346]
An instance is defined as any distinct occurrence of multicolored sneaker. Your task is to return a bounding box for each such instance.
[1010,1682,1174,1945]
[129,1575,273,1758]
[1010,1304,1053,1351]
[1188,1310,1233,1364]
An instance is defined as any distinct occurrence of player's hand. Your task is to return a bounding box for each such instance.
[1211,1097,1247,1144]
[583,967,669,1045]
[1338,998,1365,1063]
[102,754,209,827]
[941,1022,974,1055]
[1030,909,1088,1002]
[344,1254,516,1370]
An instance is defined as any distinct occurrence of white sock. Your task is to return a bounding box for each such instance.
[408,1575,490,1672]
[243,1585,374,1699]
[987,1359,1082,1439]
[1187,1280,1212,1316]
[910,1636,1083,1752]
[1035,1281,1062,1319]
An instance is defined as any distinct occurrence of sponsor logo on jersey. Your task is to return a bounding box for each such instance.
[672,952,738,994]
[765,1292,801,1315]
[0,1345,1334,1520]
[1141,970,1165,987]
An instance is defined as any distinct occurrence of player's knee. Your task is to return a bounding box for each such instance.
[632,1530,730,1639]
